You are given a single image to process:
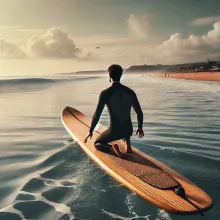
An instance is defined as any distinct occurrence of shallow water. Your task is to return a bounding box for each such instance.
[0,75,219,220]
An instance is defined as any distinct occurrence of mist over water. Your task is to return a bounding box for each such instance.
[0,75,219,220]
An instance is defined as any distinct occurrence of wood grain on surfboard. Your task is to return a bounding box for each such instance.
[61,106,213,214]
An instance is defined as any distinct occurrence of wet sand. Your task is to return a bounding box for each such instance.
[151,72,220,81]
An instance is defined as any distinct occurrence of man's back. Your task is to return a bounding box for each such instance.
[85,64,144,157]
[89,82,143,135]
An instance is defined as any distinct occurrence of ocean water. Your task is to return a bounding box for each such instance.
[0,74,219,220]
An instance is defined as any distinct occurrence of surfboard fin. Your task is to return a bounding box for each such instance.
[173,187,204,216]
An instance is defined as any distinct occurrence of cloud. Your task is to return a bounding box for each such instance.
[27,28,81,58]
[71,21,220,66]
[0,39,26,58]
[191,16,220,26]
[141,21,220,63]
[2,22,220,66]
[127,14,149,38]
[104,21,220,65]
[0,28,83,59]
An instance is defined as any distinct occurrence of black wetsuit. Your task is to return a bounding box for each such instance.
[90,82,143,151]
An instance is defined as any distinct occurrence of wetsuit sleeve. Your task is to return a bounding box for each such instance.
[132,92,143,129]
[89,91,106,133]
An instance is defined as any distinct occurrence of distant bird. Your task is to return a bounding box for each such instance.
[96,47,100,49]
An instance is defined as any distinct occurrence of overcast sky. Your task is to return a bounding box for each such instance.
[1,0,220,75]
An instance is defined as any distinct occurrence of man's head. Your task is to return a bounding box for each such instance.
[108,64,123,82]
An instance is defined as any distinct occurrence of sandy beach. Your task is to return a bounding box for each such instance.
[151,72,220,81]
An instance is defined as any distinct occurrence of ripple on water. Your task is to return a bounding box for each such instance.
[0,76,219,219]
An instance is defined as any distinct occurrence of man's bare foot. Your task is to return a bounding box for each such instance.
[111,144,124,158]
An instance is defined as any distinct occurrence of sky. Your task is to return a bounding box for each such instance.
[1,0,220,76]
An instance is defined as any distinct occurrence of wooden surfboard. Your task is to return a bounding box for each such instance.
[61,106,213,215]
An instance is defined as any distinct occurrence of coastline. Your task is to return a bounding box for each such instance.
[151,72,220,82]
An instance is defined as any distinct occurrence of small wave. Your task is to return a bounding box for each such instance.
[0,76,100,86]
[0,76,100,94]
[0,78,56,86]
[0,77,58,94]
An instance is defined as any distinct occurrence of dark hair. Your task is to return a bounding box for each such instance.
[108,64,123,81]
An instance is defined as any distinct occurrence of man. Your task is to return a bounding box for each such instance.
[84,64,144,158]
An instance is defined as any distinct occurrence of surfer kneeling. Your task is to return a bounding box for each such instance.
[84,64,144,158]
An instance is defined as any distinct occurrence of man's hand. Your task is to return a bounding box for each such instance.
[84,132,93,143]
[136,128,144,138]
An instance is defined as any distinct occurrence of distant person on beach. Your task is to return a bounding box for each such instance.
[84,64,144,158]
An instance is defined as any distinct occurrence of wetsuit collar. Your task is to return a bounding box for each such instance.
[112,81,121,86]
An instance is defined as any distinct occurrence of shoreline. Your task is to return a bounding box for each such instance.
[151,72,220,82]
